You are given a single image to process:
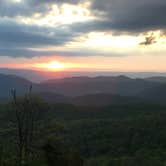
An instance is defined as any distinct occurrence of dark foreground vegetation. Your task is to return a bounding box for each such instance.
[1,91,166,165]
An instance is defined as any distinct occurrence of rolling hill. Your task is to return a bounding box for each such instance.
[40,76,159,96]
[1,73,166,105]
[0,74,33,98]
[139,83,166,103]
[145,76,166,83]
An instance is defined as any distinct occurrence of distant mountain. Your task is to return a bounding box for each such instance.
[0,68,62,83]
[1,68,166,83]
[41,76,159,97]
[145,76,166,83]
[140,84,166,103]
[0,74,33,98]
[0,73,58,99]
[1,74,166,105]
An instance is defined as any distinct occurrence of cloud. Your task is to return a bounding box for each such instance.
[73,0,165,34]
[2,0,166,35]
[140,34,156,46]
[0,19,77,47]
[0,46,124,57]
[0,0,40,17]
[159,31,166,38]
[0,0,82,17]
[31,0,82,4]
[0,19,123,58]
[0,0,166,58]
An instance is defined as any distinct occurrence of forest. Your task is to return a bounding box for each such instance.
[0,89,166,166]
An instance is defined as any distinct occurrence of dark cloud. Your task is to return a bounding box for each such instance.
[68,0,166,37]
[0,0,165,58]
[90,0,166,32]
[0,0,82,17]
[1,0,165,34]
[0,20,76,46]
[0,19,123,58]
[0,19,79,57]
[30,0,82,5]
[160,32,166,37]
[140,34,156,46]
[0,0,44,17]
[0,46,123,57]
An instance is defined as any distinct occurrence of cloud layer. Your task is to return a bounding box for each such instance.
[0,0,165,57]
[0,0,82,17]
[91,0,166,32]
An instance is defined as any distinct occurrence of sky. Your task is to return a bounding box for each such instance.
[0,0,166,72]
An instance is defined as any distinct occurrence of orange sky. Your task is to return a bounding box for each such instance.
[1,54,166,72]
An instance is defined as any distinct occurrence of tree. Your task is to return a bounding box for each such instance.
[43,137,84,166]
[11,86,47,166]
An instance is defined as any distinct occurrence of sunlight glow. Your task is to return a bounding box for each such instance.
[83,32,142,48]
[34,61,66,71]
[18,3,94,26]
[12,0,22,3]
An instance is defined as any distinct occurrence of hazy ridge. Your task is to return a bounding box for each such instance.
[0,72,166,105]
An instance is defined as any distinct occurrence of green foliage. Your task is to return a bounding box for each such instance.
[43,138,83,166]
[1,98,166,165]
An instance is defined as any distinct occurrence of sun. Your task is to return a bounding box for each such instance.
[45,61,65,70]
[34,61,65,71]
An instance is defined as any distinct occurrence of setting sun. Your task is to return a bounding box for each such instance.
[34,61,66,71]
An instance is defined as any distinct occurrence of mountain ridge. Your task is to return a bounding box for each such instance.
[0,73,166,105]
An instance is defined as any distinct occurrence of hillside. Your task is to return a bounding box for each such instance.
[72,93,144,106]
[145,76,166,83]
[139,84,166,103]
[1,74,166,105]
[40,76,159,96]
[1,68,166,82]
[0,74,33,97]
